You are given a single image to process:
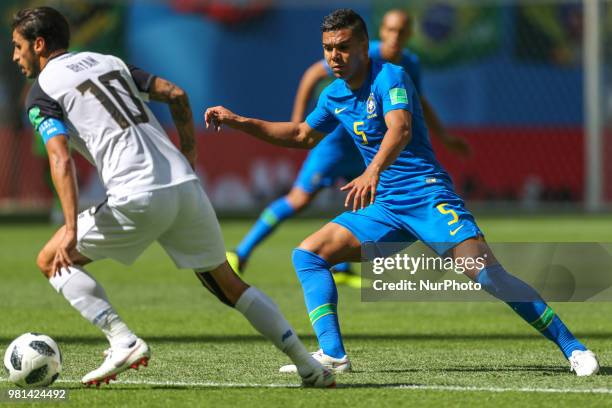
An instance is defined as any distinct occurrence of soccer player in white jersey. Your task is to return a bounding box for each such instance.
[11,7,335,388]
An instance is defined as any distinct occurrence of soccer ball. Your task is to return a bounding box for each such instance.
[3,333,62,387]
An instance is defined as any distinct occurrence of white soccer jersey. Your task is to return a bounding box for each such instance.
[26,51,197,198]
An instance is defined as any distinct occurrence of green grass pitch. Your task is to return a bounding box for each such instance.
[1,215,612,407]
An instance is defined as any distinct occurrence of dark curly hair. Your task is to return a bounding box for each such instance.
[12,7,70,52]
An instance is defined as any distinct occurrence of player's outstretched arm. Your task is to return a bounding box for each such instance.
[149,77,197,168]
[341,109,412,211]
[291,61,329,122]
[46,135,79,274]
[204,106,324,149]
[420,96,471,157]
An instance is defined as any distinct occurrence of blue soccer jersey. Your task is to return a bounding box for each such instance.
[295,42,425,194]
[306,60,481,255]
[306,60,452,203]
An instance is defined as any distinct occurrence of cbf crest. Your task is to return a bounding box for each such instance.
[366,92,377,119]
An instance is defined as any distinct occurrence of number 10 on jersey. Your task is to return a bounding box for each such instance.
[77,70,149,129]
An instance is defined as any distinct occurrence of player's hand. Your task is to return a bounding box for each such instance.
[440,133,471,157]
[341,168,380,212]
[204,106,239,131]
[52,229,77,276]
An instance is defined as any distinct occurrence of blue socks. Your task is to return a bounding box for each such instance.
[236,197,296,262]
[292,248,346,358]
[290,253,584,360]
[477,264,586,358]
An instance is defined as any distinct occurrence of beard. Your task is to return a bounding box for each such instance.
[24,44,40,78]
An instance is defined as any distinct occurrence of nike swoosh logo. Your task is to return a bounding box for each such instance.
[450,225,464,236]
[114,341,143,368]
[334,107,347,114]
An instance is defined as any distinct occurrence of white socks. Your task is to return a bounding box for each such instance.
[48,268,317,375]
[49,266,137,348]
[235,287,318,376]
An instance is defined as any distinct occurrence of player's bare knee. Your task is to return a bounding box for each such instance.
[298,235,325,256]
[451,236,497,280]
[36,251,53,279]
[286,188,312,211]
[289,198,308,212]
[298,224,354,261]
[299,239,343,264]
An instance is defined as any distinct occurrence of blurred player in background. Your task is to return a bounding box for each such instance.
[12,6,334,388]
[228,9,469,287]
[206,8,598,377]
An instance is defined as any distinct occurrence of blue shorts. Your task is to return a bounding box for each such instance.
[332,188,482,256]
[294,126,365,193]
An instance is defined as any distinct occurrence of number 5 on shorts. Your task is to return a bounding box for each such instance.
[436,203,459,225]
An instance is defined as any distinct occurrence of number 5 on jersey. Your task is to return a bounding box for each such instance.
[353,121,368,145]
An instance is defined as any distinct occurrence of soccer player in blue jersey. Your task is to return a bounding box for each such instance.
[227,9,469,286]
[205,9,599,376]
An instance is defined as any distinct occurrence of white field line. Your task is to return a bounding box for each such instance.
[2,377,612,394]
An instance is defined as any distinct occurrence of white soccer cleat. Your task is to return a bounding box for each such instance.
[81,338,150,387]
[279,349,351,374]
[300,366,336,388]
[569,349,599,376]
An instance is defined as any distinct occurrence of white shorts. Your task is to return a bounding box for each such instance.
[76,180,226,270]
